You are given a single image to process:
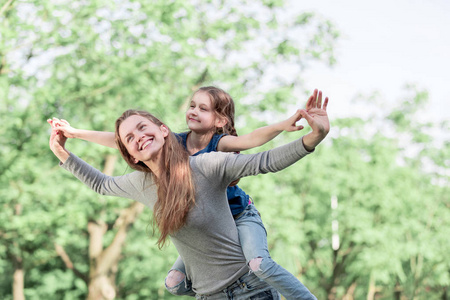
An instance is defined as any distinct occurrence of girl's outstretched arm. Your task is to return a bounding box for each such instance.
[47,118,117,149]
[217,89,321,152]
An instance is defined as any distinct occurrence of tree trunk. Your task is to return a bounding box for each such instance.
[13,257,25,300]
[12,202,25,300]
[85,155,145,300]
[367,278,375,300]
[87,220,116,300]
[343,282,357,300]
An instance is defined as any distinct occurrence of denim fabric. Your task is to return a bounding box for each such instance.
[235,204,317,300]
[165,265,196,297]
[195,272,280,300]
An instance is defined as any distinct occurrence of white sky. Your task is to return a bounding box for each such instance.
[293,0,450,123]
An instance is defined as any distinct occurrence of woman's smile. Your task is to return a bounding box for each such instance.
[139,137,154,150]
[119,115,169,165]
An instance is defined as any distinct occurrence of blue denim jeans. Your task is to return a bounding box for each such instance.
[195,272,280,300]
[234,204,316,300]
[166,204,316,300]
[165,257,196,296]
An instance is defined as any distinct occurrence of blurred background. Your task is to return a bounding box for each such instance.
[1,0,448,299]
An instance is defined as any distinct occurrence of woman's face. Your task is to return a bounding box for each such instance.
[118,115,169,165]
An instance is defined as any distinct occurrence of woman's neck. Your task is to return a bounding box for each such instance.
[186,130,215,155]
[143,157,162,178]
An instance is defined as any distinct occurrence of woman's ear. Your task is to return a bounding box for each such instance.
[160,124,170,137]
[133,157,139,164]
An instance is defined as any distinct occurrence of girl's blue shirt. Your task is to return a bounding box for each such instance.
[175,132,250,216]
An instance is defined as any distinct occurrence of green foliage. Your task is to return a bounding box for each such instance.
[240,88,449,299]
[1,0,339,298]
[2,0,448,299]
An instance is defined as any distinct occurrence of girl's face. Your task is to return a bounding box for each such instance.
[186,91,225,133]
[118,115,169,166]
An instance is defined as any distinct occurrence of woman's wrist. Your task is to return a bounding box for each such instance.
[52,147,70,163]
[302,132,324,151]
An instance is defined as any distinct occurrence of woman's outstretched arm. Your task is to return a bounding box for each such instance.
[48,123,156,207]
[217,89,325,153]
[196,93,330,185]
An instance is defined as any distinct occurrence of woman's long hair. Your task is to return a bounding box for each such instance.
[115,109,195,248]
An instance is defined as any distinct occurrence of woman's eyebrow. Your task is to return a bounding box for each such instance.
[124,121,144,141]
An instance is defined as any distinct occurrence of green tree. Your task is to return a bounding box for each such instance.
[239,86,449,299]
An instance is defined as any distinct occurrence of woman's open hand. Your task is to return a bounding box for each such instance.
[300,89,330,151]
[48,118,70,163]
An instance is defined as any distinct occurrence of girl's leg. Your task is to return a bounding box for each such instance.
[234,204,317,300]
[165,256,196,297]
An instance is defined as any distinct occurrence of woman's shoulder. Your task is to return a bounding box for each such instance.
[190,151,231,170]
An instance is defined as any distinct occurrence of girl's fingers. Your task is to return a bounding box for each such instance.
[52,117,61,124]
[60,119,70,125]
[299,109,312,123]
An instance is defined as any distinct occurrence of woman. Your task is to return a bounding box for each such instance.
[48,93,329,299]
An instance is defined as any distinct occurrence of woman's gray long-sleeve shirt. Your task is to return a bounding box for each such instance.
[60,137,312,295]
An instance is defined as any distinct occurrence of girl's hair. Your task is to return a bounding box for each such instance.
[195,86,238,136]
[115,109,195,249]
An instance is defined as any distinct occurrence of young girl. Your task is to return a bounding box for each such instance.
[49,87,323,300]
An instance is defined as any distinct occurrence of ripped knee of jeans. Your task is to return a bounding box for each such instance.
[165,269,186,288]
[249,257,263,272]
